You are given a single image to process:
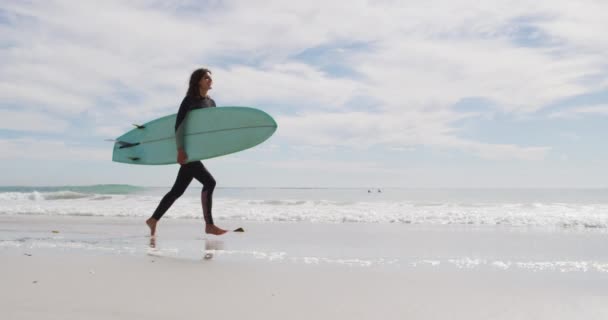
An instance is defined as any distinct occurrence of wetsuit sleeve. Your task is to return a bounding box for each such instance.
[175,96,191,150]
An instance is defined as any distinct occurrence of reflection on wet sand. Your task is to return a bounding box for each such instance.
[204,238,225,260]
[146,235,224,261]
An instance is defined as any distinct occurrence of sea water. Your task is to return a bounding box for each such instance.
[1,185,608,228]
[2,185,608,272]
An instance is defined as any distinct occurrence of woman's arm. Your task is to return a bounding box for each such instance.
[175,96,191,164]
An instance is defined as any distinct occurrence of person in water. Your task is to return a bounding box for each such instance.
[146,68,227,236]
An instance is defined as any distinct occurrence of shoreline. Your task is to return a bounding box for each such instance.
[2,215,608,269]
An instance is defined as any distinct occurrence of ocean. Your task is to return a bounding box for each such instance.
[2,184,608,275]
[1,184,608,228]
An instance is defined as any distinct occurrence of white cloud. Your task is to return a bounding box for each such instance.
[1,0,607,169]
[0,110,69,133]
[0,138,109,161]
[95,126,127,139]
[445,138,551,161]
[275,109,550,160]
[230,156,398,175]
[215,64,360,109]
[549,105,608,119]
[351,38,596,113]
[558,132,581,141]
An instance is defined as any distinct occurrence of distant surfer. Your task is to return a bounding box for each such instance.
[146,68,227,236]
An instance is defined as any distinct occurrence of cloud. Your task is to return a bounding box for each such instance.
[275,110,549,160]
[215,63,360,109]
[351,38,596,113]
[549,105,608,119]
[0,109,69,133]
[1,0,606,166]
[224,156,399,175]
[0,137,109,161]
[445,138,551,161]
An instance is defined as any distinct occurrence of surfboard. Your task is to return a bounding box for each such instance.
[112,106,277,165]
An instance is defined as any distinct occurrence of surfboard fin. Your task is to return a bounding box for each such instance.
[117,141,141,149]
[133,124,145,129]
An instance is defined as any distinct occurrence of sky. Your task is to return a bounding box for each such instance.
[1,0,607,188]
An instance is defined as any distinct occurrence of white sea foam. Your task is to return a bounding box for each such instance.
[4,236,608,272]
[427,258,608,273]
[0,191,101,201]
[2,189,608,228]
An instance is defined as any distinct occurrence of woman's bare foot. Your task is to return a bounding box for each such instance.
[146,218,158,236]
[205,224,227,235]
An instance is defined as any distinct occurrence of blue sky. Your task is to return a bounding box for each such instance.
[1,0,607,188]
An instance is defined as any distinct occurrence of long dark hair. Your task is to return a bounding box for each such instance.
[186,68,212,98]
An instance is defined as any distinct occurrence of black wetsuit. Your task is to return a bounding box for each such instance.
[151,95,217,224]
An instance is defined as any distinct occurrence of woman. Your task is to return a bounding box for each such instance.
[146,68,227,236]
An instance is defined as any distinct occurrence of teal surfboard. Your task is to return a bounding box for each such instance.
[112,106,277,165]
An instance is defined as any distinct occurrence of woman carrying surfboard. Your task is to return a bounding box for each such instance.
[146,68,227,236]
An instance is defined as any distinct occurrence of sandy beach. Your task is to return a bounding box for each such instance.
[2,215,608,319]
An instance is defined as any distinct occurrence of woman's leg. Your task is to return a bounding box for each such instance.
[189,161,216,224]
[189,162,226,235]
[146,164,194,235]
